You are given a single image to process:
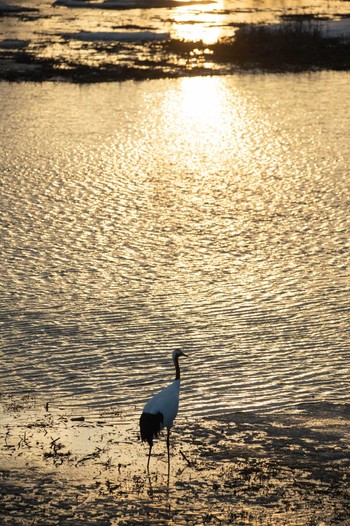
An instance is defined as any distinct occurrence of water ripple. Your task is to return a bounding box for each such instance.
[0,75,349,422]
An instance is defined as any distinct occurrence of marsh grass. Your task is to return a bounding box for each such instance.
[211,23,350,70]
[163,22,350,72]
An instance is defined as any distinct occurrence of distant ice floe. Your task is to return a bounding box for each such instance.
[61,31,170,41]
[53,0,213,9]
[315,19,350,38]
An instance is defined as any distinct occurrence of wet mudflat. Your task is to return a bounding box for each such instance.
[1,395,349,525]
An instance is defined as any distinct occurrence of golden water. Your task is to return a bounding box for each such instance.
[1,0,350,75]
[0,74,349,422]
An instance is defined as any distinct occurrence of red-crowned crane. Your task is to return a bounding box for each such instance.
[140,349,187,473]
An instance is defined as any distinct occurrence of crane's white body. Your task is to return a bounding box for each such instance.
[143,379,180,430]
[140,349,187,473]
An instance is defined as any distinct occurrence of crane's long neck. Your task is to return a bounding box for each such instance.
[174,354,181,380]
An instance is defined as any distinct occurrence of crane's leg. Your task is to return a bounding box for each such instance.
[147,444,152,472]
[166,429,170,478]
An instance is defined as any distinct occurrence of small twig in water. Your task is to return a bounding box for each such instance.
[179,449,192,467]
[18,432,31,449]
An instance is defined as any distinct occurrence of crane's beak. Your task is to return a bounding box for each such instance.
[181,351,189,357]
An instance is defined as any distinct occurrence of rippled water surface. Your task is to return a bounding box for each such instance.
[0,74,349,423]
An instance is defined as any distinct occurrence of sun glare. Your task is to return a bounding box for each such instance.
[159,76,248,169]
[178,76,227,125]
[172,0,225,44]
[157,75,260,182]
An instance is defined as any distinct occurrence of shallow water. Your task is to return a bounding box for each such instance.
[0,73,349,423]
[1,397,349,526]
[1,0,350,77]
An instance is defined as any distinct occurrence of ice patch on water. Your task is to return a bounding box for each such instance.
[61,30,170,41]
[54,0,213,9]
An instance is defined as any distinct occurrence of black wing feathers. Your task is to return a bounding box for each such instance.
[140,412,164,447]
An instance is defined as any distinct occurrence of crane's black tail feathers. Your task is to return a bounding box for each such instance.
[140,412,164,447]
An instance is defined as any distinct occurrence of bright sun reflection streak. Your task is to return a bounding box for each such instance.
[159,75,253,196]
[178,76,227,125]
[167,76,247,158]
[160,76,231,173]
[172,0,225,44]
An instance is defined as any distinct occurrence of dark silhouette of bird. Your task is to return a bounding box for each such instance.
[140,349,187,473]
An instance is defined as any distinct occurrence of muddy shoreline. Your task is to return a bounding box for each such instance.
[1,396,349,525]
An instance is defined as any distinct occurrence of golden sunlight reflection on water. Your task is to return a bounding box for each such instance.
[159,75,254,172]
[0,75,349,422]
[176,76,228,126]
[172,0,226,44]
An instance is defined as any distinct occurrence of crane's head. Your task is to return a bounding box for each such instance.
[173,348,188,360]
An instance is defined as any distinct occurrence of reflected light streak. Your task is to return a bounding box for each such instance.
[169,75,248,157]
[160,76,235,173]
[158,75,254,210]
[178,75,227,126]
[172,0,225,44]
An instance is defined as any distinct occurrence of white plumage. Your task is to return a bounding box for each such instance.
[143,380,180,430]
[140,349,187,472]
